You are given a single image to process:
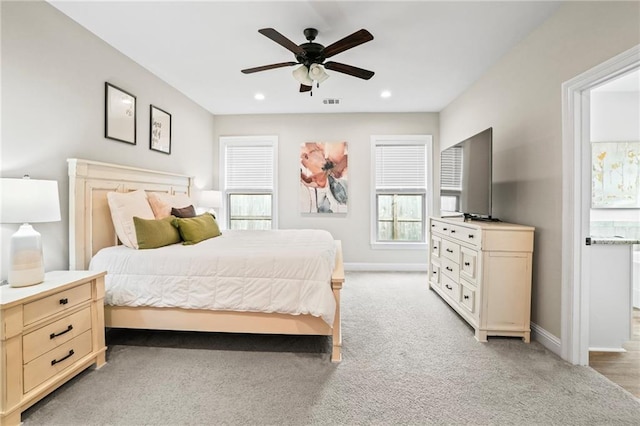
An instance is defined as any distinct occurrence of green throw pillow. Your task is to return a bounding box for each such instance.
[133,215,182,249]
[171,213,221,245]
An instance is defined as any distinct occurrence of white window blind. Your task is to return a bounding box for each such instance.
[225,145,274,190]
[440,146,462,190]
[375,144,426,189]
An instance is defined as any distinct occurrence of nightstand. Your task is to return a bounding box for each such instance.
[0,270,107,425]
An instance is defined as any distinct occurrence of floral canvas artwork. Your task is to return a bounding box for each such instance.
[592,141,640,208]
[300,142,348,214]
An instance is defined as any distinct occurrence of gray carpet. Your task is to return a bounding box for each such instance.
[22,272,640,425]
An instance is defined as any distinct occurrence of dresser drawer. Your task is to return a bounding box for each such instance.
[451,224,481,247]
[23,330,93,393]
[430,220,448,235]
[441,239,460,262]
[431,235,441,259]
[460,247,479,283]
[430,262,441,288]
[441,275,460,301]
[23,307,92,363]
[460,281,477,316]
[441,257,460,281]
[23,283,91,326]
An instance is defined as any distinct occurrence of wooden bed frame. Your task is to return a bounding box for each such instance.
[67,158,344,362]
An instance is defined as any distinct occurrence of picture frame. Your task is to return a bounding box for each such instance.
[150,105,172,154]
[104,82,136,145]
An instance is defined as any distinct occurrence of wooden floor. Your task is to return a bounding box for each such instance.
[589,308,640,398]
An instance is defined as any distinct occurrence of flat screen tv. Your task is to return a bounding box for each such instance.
[440,127,493,220]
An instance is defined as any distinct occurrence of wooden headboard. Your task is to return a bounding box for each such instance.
[68,159,193,270]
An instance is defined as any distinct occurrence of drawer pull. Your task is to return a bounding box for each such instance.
[451,229,456,233]
[59,298,69,305]
[445,267,453,272]
[432,271,437,275]
[445,284,452,290]
[464,295,470,300]
[51,349,75,366]
[433,246,437,250]
[50,325,73,340]
[431,224,435,227]
[443,228,448,231]
[468,234,474,239]
[464,262,471,266]
[446,248,453,253]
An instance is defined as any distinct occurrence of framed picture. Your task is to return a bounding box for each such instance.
[150,105,172,154]
[300,141,348,214]
[592,141,640,208]
[104,82,136,144]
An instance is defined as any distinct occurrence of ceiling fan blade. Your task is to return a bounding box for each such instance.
[300,84,312,92]
[258,28,306,56]
[324,62,375,80]
[241,62,298,74]
[323,29,373,58]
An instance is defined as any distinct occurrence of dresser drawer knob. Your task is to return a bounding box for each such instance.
[445,284,452,290]
[51,349,75,366]
[432,271,437,275]
[451,229,456,233]
[443,228,448,231]
[446,267,453,272]
[59,298,69,305]
[433,246,437,250]
[50,325,73,340]
[464,262,471,266]
[446,248,454,253]
[468,234,474,239]
[464,295,470,300]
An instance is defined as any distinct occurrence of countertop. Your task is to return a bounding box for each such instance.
[589,236,640,245]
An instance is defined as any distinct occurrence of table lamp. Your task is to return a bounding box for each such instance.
[1,176,61,287]
[199,190,222,217]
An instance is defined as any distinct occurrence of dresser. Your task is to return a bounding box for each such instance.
[429,217,534,342]
[0,270,106,425]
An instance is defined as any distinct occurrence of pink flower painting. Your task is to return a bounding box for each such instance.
[300,141,348,213]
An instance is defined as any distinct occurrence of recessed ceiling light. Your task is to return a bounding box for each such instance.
[254,93,265,100]
[380,90,392,99]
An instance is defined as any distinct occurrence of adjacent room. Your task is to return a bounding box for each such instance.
[1,1,639,424]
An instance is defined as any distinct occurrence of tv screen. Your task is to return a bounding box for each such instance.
[440,127,493,220]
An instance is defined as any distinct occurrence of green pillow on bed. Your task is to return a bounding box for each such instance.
[133,215,182,249]
[171,213,221,245]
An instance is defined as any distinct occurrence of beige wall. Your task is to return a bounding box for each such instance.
[440,1,640,337]
[0,1,215,280]
[213,113,439,266]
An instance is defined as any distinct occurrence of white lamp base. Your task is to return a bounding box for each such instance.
[8,223,45,287]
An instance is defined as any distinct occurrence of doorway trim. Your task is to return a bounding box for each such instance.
[561,44,640,365]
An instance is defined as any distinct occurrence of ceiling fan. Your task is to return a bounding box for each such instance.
[241,27,374,94]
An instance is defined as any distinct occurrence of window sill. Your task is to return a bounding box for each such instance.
[371,242,428,250]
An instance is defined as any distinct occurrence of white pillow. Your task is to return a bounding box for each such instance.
[106,190,155,248]
[147,191,193,219]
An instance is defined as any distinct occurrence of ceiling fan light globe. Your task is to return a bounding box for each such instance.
[293,65,313,85]
[309,64,329,83]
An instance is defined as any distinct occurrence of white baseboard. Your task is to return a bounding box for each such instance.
[344,263,428,272]
[531,322,561,357]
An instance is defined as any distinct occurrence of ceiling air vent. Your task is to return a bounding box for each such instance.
[323,98,341,105]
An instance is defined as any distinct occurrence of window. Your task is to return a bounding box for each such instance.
[371,135,432,248]
[219,136,277,230]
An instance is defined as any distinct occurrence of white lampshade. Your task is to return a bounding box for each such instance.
[309,64,329,83]
[199,190,222,209]
[292,65,313,86]
[1,177,61,287]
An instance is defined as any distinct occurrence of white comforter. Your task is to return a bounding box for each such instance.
[89,229,337,326]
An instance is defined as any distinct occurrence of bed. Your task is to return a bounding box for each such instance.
[67,158,344,362]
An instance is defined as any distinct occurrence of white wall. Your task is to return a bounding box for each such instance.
[213,113,439,267]
[439,1,640,337]
[0,1,215,280]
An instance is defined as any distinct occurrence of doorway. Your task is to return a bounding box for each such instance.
[561,44,640,366]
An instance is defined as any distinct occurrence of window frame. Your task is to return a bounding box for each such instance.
[219,135,278,229]
[370,135,433,249]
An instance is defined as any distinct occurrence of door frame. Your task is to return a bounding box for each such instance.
[561,44,640,365]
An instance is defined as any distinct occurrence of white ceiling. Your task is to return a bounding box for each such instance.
[49,1,561,115]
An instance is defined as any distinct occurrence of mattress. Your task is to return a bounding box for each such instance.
[89,229,337,325]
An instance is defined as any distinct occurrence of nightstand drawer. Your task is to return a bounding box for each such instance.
[23,283,91,326]
[23,330,93,393]
[23,307,92,363]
